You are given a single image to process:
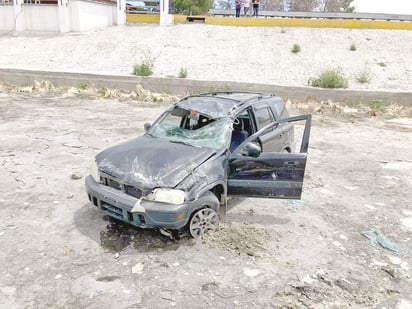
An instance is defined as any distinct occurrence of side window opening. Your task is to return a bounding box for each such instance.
[230,111,252,152]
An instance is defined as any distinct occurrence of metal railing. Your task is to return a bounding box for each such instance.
[208,9,412,21]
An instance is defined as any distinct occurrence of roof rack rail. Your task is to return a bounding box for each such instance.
[199,91,272,97]
[181,93,240,103]
[180,92,277,113]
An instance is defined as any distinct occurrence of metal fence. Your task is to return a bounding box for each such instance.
[208,9,412,22]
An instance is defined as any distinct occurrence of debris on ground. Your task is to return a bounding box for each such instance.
[201,222,271,257]
[361,230,409,256]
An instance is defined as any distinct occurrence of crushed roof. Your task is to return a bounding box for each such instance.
[177,92,273,119]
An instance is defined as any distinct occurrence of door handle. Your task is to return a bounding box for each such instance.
[284,161,297,168]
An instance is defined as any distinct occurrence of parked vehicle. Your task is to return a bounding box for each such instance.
[126,0,159,12]
[85,92,311,238]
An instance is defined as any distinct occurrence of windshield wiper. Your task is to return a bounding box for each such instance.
[169,140,196,147]
[145,132,158,138]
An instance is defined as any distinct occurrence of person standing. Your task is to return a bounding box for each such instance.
[244,0,250,16]
[235,0,241,18]
[252,0,259,17]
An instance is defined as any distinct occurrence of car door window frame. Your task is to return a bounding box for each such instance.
[227,114,312,199]
[232,114,312,155]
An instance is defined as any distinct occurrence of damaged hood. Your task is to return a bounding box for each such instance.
[96,136,215,188]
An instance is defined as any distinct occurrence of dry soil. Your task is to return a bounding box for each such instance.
[0,83,411,308]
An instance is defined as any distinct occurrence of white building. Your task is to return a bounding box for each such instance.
[0,0,126,32]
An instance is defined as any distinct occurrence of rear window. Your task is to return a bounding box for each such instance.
[272,100,289,119]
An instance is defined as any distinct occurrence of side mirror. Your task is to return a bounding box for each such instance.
[144,123,151,131]
[241,142,261,158]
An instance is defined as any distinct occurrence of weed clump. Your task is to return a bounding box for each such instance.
[133,62,153,77]
[356,67,372,84]
[133,50,155,77]
[178,67,188,78]
[78,82,89,90]
[308,68,348,89]
[291,43,301,53]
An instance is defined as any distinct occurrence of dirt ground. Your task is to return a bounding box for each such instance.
[1,83,412,308]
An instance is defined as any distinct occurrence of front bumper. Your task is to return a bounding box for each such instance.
[85,175,192,229]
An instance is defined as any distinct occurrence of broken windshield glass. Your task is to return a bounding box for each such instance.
[148,107,232,150]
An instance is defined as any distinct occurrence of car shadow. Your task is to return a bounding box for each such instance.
[74,203,194,253]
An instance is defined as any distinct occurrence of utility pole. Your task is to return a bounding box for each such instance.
[160,0,173,25]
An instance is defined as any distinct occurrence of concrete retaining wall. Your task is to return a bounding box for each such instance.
[0,68,411,106]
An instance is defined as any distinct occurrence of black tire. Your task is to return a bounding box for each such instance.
[188,192,220,238]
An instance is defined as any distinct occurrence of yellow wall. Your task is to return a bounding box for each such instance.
[126,13,412,30]
[205,16,412,30]
[126,14,161,23]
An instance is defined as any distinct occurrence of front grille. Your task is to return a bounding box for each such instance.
[101,201,124,220]
[107,178,121,190]
[125,185,142,198]
[101,175,142,199]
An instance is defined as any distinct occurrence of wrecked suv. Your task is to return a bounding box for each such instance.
[86,92,311,237]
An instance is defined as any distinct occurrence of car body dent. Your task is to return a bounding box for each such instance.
[176,150,228,202]
[177,96,238,118]
[96,135,215,189]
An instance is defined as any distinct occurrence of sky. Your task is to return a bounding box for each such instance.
[353,0,412,14]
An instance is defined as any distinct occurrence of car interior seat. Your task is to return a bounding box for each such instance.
[230,119,249,152]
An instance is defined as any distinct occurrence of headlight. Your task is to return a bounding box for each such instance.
[144,188,185,205]
[90,159,100,182]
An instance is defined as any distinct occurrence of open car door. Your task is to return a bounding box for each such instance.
[227,114,311,199]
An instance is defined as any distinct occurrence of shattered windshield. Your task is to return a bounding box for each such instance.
[148,107,232,150]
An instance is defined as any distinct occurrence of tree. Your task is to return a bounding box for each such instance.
[289,0,321,11]
[215,0,232,9]
[260,0,284,11]
[174,0,214,14]
[290,0,320,12]
[321,0,355,12]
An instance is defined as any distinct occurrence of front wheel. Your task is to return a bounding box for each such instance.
[189,208,219,238]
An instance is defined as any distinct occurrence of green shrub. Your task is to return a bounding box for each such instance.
[133,62,153,76]
[350,44,357,51]
[308,68,348,89]
[369,99,385,115]
[291,43,301,53]
[78,82,89,90]
[178,67,188,79]
[356,67,372,84]
[133,50,155,77]
[370,99,383,111]
[377,62,386,67]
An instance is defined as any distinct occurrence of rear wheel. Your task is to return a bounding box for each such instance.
[189,208,219,238]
